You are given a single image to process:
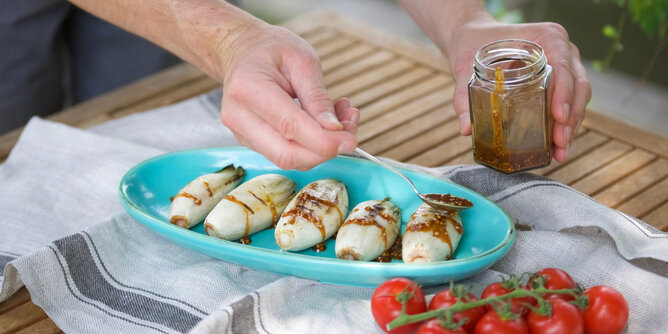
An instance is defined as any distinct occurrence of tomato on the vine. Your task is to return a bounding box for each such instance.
[527,268,576,301]
[480,282,533,315]
[583,286,629,334]
[527,298,584,334]
[417,319,468,334]
[473,310,529,334]
[371,278,427,334]
[429,289,485,333]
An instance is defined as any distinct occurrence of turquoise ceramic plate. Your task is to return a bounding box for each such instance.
[119,147,514,287]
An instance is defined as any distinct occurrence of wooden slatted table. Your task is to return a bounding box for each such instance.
[1,11,666,333]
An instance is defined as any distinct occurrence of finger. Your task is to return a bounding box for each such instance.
[220,99,334,171]
[552,121,571,153]
[286,53,343,131]
[452,75,472,136]
[553,146,568,163]
[548,55,575,151]
[234,78,357,158]
[568,44,591,137]
[340,108,359,135]
[334,98,360,124]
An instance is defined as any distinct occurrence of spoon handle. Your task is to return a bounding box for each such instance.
[354,148,420,195]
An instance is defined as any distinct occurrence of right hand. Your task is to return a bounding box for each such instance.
[218,23,359,171]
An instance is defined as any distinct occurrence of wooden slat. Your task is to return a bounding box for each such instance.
[642,202,668,231]
[408,135,471,167]
[532,130,608,176]
[547,140,632,184]
[594,158,668,208]
[357,85,454,142]
[315,36,357,59]
[0,301,49,333]
[360,105,455,154]
[0,288,31,314]
[570,149,656,196]
[445,149,476,166]
[583,110,668,159]
[328,58,414,100]
[15,318,63,334]
[359,75,451,123]
[617,177,668,218]
[324,50,395,87]
[302,28,338,47]
[379,117,460,161]
[109,77,219,120]
[348,66,433,107]
[283,11,449,72]
[321,44,375,73]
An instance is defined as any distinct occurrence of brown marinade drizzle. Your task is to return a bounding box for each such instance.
[173,192,201,205]
[406,210,464,253]
[280,190,341,242]
[202,180,214,197]
[374,234,403,262]
[342,203,397,249]
[239,236,252,245]
[311,241,327,252]
[224,194,252,237]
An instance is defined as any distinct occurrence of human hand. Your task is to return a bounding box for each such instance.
[443,18,591,162]
[218,23,359,170]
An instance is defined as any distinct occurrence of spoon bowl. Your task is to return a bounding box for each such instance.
[353,148,473,211]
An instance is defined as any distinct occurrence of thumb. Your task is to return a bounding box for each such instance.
[287,54,343,131]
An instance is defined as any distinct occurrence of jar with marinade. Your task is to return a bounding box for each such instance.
[468,39,553,173]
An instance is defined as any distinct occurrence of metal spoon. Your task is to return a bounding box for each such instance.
[354,148,473,210]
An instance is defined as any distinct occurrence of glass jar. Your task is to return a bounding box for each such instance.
[468,39,553,173]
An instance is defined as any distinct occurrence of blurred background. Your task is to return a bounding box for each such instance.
[242,0,668,137]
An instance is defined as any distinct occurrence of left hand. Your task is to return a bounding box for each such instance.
[442,17,591,162]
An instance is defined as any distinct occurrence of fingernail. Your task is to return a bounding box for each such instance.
[319,112,342,126]
[338,141,355,154]
[350,108,360,124]
[563,103,570,121]
[341,98,351,110]
[564,125,572,144]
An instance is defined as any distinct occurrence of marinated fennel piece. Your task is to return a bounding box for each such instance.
[335,199,401,261]
[204,174,296,242]
[402,203,464,263]
[275,179,348,251]
[168,165,245,229]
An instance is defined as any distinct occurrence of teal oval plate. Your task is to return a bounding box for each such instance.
[119,147,514,287]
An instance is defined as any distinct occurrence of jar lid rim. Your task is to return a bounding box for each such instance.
[474,39,546,73]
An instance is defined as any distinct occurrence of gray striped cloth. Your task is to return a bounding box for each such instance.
[1,90,667,333]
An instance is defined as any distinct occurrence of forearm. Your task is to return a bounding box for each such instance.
[68,0,264,82]
[397,0,492,58]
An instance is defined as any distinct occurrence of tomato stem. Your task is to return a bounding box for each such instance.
[386,286,580,330]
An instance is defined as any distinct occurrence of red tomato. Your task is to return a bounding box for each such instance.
[417,319,468,334]
[429,289,485,332]
[371,278,427,334]
[583,286,629,334]
[473,311,529,334]
[527,298,584,334]
[480,282,533,315]
[527,268,576,301]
